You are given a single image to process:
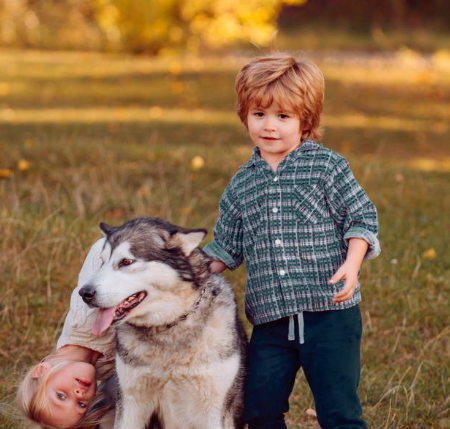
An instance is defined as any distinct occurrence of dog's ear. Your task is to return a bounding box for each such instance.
[100,222,117,237]
[169,229,207,256]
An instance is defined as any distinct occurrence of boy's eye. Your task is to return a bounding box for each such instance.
[253,111,264,117]
[57,392,67,400]
[279,114,290,119]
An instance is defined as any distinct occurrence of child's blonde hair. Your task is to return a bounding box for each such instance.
[235,53,324,142]
[16,356,110,429]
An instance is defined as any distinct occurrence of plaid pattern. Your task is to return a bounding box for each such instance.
[204,141,380,325]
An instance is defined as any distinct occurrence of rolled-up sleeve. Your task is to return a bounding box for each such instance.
[203,182,244,270]
[325,158,380,260]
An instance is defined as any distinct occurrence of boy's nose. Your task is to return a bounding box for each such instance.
[264,118,277,131]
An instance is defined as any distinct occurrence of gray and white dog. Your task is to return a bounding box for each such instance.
[79,217,247,429]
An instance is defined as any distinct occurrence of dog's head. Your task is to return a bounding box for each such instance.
[79,217,211,335]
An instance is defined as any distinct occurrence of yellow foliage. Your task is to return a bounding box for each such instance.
[0,82,10,96]
[432,49,450,71]
[93,0,305,53]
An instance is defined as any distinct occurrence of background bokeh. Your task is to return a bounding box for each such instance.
[1,1,449,428]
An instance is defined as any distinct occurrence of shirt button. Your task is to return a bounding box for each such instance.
[275,239,282,246]
[279,270,286,276]
[272,207,279,213]
[273,177,278,182]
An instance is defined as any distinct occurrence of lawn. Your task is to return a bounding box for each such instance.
[0,48,449,428]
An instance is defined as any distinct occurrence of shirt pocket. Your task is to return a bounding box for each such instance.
[293,184,334,265]
[293,184,326,223]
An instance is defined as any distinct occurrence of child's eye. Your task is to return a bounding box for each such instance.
[253,112,264,117]
[57,392,67,400]
[279,114,290,119]
[78,402,87,408]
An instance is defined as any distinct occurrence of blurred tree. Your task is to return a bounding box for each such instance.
[279,0,450,31]
[0,0,101,50]
[1,0,449,52]
[92,0,305,54]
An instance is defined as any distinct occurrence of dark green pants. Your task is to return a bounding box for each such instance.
[243,305,368,429]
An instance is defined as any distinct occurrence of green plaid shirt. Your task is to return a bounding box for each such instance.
[204,140,380,325]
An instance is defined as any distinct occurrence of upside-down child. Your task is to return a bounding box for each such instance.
[17,239,115,429]
[204,53,380,429]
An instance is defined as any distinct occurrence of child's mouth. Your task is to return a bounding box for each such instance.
[76,378,92,388]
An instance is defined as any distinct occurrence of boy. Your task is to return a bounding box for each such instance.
[203,53,380,429]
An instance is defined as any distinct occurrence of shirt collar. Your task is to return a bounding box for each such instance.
[242,140,321,169]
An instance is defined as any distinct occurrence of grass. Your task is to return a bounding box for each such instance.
[0,48,449,428]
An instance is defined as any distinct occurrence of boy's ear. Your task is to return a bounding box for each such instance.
[32,362,51,379]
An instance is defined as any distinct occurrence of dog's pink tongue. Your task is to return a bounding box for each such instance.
[92,307,116,337]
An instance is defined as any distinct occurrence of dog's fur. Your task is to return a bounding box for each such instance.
[79,217,247,429]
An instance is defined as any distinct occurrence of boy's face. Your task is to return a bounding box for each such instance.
[247,101,301,170]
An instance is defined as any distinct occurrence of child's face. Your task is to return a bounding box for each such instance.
[247,101,301,169]
[35,360,97,428]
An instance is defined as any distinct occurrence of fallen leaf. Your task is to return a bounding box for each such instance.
[0,169,12,178]
[422,248,437,260]
[191,155,205,171]
[18,159,31,171]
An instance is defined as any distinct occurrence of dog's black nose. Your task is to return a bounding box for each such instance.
[79,284,96,304]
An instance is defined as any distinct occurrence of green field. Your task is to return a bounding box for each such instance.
[0,48,449,428]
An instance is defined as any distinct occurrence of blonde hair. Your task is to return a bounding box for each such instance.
[16,356,111,429]
[235,53,324,142]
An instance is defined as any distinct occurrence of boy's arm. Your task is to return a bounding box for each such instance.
[203,181,244,271]
[330,237,369,303]
[325,157,380,260]
[210,260,227,273]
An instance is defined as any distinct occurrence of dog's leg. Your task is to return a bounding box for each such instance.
[114,360,157,429]
[114,395,156,429]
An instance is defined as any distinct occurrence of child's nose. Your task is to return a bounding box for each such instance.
[264,117,277,131]
[74,387,86,397]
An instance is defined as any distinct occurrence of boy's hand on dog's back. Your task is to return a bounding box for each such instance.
[210,260,227,274]
[330,238,369,303]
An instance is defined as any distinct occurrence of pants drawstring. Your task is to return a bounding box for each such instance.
[288,315,295,341]
[288,313,305,344]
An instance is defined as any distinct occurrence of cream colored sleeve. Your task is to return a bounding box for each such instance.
[56,238,116,379]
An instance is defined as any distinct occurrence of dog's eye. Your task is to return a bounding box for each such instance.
[120,259,134,267]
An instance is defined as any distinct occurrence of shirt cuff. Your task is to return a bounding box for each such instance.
[344,227,381,260]
[203,241,242,270]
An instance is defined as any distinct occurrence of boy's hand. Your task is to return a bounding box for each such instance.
[330,262,359,303]
[330,237,369,303]
[210,260,227,274]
